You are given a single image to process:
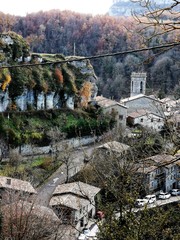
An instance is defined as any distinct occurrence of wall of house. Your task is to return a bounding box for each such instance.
[164,165,178,192]
[103,105,127,129]
[131,113,164,131]
[146,163,179,194]
[148,172,158,193]
[74,199,96,230]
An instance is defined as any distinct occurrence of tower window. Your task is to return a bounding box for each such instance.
[140,81,143,93]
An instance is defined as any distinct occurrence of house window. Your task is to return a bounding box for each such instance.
[140,118,143,122]
[151,118,153,122]
[119,115,123,120]
[80,218,84,227]
[158,119,161,122]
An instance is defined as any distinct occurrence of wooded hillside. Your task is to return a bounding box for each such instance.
[0,10,179,99]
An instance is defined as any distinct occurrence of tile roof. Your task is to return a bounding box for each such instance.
[97,141,130,153]
[95,96,127,109]
[120,94,160,103]
[145,154,176,165]
[137,154,180,172]
[0,176,37,194]
[49,194,90,210]
[137,165,158,174]
[128,110,164,119]
[50,181,100,210]
[128,109,149,118]
[2,200,60,222]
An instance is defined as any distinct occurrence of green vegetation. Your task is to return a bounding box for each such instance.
[0,108,115,147]
[97,203,180,240]
[0,155,62,187]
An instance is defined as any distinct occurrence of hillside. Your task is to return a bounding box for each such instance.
[0,9,179,100]
[0,32,115,147]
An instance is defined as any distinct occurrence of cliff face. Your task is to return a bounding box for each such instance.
[109,0,178,17]
[0,32,98,112]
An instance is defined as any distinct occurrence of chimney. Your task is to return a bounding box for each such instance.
[6,178,11,185]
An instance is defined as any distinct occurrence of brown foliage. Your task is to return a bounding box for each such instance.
[80,81,92,108]
[55,67,64,84]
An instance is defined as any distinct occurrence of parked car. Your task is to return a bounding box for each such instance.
[144,194,156,204]
[78,233,87,240]
[78,228,90,240]
[135,199,148,208]
[158,191,171,200]
[170,189,180,196]
[83,228,90,235]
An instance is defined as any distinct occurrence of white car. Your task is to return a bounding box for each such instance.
[144,194,156,204]
[158,192,171,200]
[171,189,180,196]
[135,199,148,208]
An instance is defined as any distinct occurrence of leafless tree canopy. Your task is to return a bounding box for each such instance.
[131,0,180,40]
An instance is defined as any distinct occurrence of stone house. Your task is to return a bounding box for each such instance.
[49,181,100,231]
[161,97,180,115]
[0,176,37,203]
[127,109,164,131]
[94,96,127,129]
[137,154,180,194]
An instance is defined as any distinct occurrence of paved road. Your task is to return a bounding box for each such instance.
[133,195,180,212]
[35,144,96,206]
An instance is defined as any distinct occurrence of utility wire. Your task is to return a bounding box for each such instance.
[0,41,179,69]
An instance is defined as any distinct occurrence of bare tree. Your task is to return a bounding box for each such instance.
[0,191,65,240]
[131,0,180,41]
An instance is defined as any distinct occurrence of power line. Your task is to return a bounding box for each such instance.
[0,41,179,69]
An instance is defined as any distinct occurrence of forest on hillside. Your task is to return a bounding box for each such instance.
[0,10,179,100]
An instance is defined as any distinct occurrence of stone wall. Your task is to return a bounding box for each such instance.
[1,136,98,159]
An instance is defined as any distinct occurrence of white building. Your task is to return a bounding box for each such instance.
[137,154,180,194]
[127,109,164,131]
[49,181,100,231]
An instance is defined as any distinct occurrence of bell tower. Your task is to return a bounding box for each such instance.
[130,72,147,97]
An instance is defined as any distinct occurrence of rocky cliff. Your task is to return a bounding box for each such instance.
[109,0,178,17]
[0,32,98,112]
